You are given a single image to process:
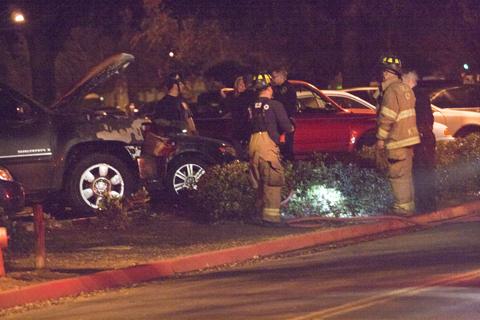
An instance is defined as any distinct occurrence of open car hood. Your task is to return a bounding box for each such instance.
[50,53,134,110]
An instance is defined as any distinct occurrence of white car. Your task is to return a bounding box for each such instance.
[344,87,480,138]
[431,104,480,138]
[325,89,454,142]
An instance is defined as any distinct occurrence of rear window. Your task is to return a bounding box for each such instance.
[431,86,480,109]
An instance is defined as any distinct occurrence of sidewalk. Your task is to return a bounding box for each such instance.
[0,200,479,310]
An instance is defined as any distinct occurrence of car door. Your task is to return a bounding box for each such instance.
[293,90,350,156]
[0,86,55,194]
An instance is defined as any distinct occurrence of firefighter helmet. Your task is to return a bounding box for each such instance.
[379,54,402,76]
[252,72,273,91]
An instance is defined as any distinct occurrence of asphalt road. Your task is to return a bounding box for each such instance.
[5,219,480,320]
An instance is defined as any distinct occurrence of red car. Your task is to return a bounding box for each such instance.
[195,80,377,159]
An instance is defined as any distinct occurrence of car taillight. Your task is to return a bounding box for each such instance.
[444,127,452,137]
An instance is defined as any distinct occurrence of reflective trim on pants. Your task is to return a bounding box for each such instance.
[263,207,281,223]
[393,200,415,213]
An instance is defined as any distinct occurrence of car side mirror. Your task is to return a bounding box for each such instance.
[12,104,35,122]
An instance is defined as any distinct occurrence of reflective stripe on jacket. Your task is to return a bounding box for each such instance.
[376,78,420,149]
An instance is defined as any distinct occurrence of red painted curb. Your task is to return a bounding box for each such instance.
[0,200,479,310]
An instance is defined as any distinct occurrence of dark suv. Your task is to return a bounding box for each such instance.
[0,53,237,214]
[0,53,146,214]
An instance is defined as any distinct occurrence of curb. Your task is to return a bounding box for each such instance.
[1,200,479,310]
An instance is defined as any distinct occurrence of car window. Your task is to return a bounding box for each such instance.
[431,86,480,109]
[296,90,335,113]
[0,88,36,121]
[193,91,228,119]
[329,96,371,110]
[463,86,480,107]
[345,90,378,106]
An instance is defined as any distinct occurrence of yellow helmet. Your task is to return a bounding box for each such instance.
[252,72,272,91]
[379,54,402,76]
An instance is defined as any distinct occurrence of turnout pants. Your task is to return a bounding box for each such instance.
[248,132,285,223]
[386,147,415,214]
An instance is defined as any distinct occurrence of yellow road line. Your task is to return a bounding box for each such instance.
[288,269,480,320]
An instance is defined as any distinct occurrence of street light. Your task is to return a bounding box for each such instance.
[11,9,25,24]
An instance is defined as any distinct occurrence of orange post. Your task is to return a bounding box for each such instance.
[33,204,46,269]
[0,227,7,277]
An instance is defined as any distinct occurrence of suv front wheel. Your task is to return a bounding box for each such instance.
[166,156,207,196]
[66,153,135,214]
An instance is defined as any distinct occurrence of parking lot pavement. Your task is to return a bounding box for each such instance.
[1,200,479,311]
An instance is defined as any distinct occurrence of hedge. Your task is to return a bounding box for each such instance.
[192,135,480,222]
[192,157,393,222]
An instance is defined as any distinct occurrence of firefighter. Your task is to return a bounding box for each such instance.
[248,72,295,226]
[376,55,420,215]
[152,72,198,136]
[272,67,297,161]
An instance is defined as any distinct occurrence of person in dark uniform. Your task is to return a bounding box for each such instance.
[220,75,254,159]
[152,72,198,136]
[248,72,294,226]
[272,67,297,161]
[403,71,437,213]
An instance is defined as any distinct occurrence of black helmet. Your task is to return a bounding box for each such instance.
[379,54,402,76]
[252,72,273,91]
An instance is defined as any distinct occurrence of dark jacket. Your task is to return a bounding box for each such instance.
[413,87,435,143]
[249,97,293,145]
[153,95,184,121]
[273,81,297,118]
[224,91,254,141]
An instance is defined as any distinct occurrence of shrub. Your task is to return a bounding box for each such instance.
[192,158,392,222]
[192,161,256,222]
[435,134,480,195]
[97,187,152,230]
[284,160,392,217]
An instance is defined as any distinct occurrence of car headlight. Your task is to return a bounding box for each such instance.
[218,144,237,157]
[0,166,14,181]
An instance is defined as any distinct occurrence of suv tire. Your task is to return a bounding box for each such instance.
[66,153,135,214]
[166,156,207,197]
